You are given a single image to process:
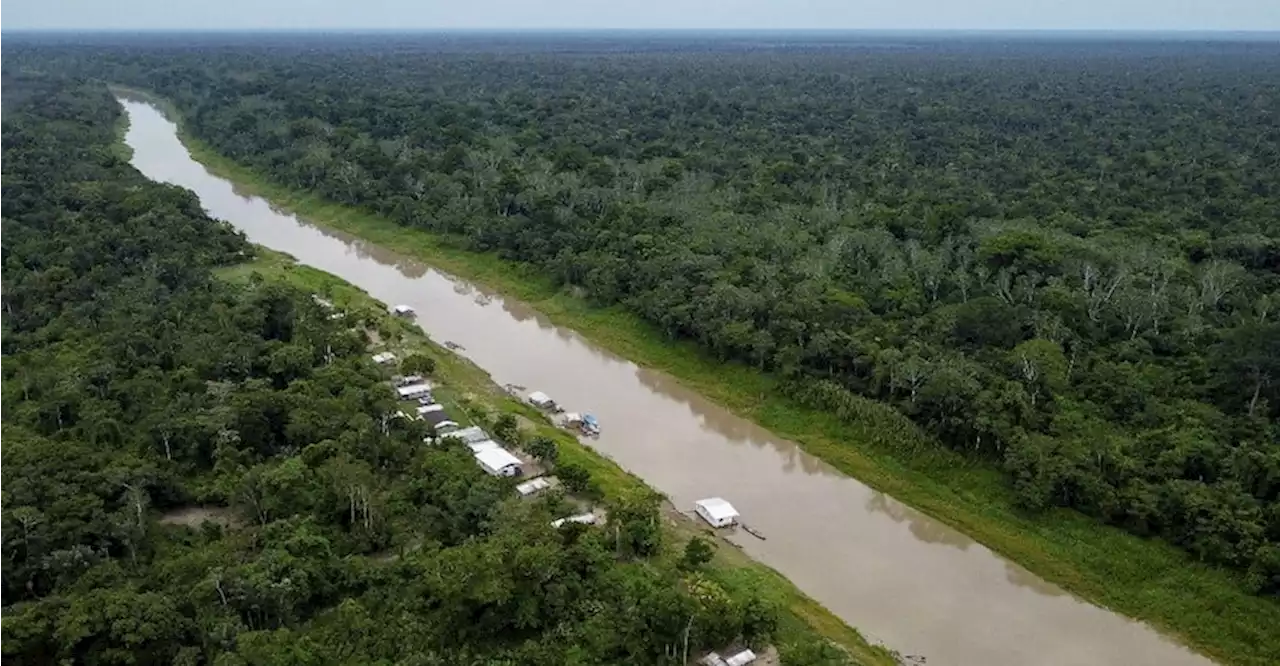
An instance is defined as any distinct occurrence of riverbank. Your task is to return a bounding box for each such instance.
[218,247,898,666]
[132,91,1278,666]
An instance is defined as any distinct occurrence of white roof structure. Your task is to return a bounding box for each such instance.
[467,440,502,454]
[474,447,522,475]
[527,391,555,407]
[694,498,740,523]
[371,352,397,364]
[392,304,416,315]
[397,383,433,399]
[416,403,444,415]
[516,477,553,496]
[551,512,598,528]
[445,426,490,444]
[725,650,757,666]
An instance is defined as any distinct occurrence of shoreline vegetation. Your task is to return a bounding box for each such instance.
[220,247,898,666]
[6,75,898,666]
[113,85,896,666]
[116,86,1280,666]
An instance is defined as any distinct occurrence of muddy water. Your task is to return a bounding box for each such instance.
[120,99,1214,666]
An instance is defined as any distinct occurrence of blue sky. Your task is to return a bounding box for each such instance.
[5,0,1279,31]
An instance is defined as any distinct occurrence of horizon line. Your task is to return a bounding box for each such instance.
[6,27,1280,35]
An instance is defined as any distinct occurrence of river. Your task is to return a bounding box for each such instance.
[119,98,1213,666]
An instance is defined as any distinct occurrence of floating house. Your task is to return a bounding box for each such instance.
[475,447,523,477]
[694,498,740,528]
[562,412,601,436]
[392,304,416,317]
[527,390,557,410]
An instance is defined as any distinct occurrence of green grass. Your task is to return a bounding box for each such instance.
[216,248,898,666]
[169,97,1280,665]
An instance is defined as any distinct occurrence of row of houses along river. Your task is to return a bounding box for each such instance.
[119,98,1214,666]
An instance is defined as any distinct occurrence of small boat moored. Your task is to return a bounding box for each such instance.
[581,413,600,436]
[391,304,416,317]
[560,412,601,437]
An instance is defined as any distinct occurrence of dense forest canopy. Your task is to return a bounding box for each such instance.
[5,34,1279,597]
[0,75,817,665]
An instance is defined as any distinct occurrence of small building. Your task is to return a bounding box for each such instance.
[516,477,553,497]
[397,383,433,400]
[395,374,425,387]
[416,403,444,416]
[467,439,502,454]
[551,512,597,528]
[527,391,556,410]
[475,447,523,477]
[372,351,397,365]
[421,409,459,433]
[392,304,416,317]
[700,650,757,666]
[694,498,740,528]
[445,426,490,445]
[311,294,334,309]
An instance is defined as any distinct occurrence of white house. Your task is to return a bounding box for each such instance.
[527,391,556,409]
[551,512,598,528]
[416,403,444,416]
[392,304,416,317]
[701,650,757,666]
[467,439,502,454]
[397,383,433,400]
[372,351,397,365]
[516,477,553,497]
[445,426,490,445]
[474,447,522,477]
[694,498,740,528]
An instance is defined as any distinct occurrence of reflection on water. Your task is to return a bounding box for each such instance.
[120,99,1215,666]
[865,492,975,552]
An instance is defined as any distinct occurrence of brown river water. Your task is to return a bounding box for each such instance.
[120,99,1214,666]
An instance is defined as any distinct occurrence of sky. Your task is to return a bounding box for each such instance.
[4,0,1279,32]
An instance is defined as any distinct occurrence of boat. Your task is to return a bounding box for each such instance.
[581,413,600,437]
[741,524,767,541]
[391,304,416,317]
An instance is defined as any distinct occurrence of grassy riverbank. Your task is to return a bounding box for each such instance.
[218,247,898,666]
[137,92,1279,665]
